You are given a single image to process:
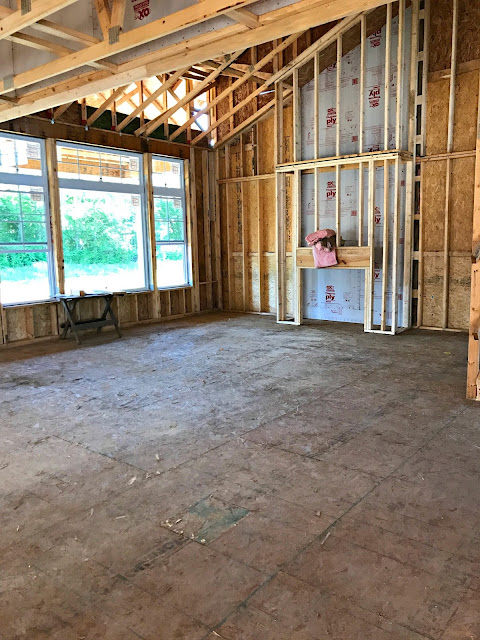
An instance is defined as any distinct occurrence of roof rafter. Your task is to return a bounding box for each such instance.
[115,68,188,132]
[211,10,364,146]
[0,0,260,95]
[0,0,394,123]
[170,30,302,142]
[87,83,129,126]
[135,51,244,137]
[93,0,111,41]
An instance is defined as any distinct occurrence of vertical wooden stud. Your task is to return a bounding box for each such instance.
[336,35,342,157]
[359,15,366,154]
[384,2,392,151]
[314,52,320,158]
[143,152,159,319]
[45,138,64,295]
[213,150,223,309]
[442,0,458,329]
[366,159,376,330]
[466,72,480,399]
[358,161,364,246]
[391,156,401,333]
[202,150,213,309]
[381,159,390,331]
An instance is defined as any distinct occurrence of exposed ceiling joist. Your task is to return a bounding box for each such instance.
[0,0,260,95]
[110,0,127,35]
[0,0,394,123]
[0,0,79,40]
[0,5,99,45]
[227,7,259,29]
[199,61,268,84]
[93,0,111,41]
[6,31,117,73]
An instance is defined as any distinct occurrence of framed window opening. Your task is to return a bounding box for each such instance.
[0,133,55,306]
[152,155,190,289]
[57,142,150,295]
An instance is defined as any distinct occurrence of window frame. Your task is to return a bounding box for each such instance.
[152,154,191,290]
[56,141,151,294]
[0,132,56,307]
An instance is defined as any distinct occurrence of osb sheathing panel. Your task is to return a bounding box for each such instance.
[457,0,480,67]
[429,0,480,71]
[422,255,444,327]
[32,304,53,337]
[216,76,232,140]
[137,293,152,321]
[244,181,259,250]
[428,0,453,73]
[453,71,479,153]
[448,256,471,329]
[283,104,294,164]
[232,255,244,310]
[257,115,275,174]
[170,287,183,316]
[450,156,475,252]
[426,80,449,155]
[264,254,276,313]
[260,178,276,252]
[5,307,31,342]
[422,160,447,252]
[117,295,137,325]
[229,145,242,178]
[234,79,256,128]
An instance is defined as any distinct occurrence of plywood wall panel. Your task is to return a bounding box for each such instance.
[448,256,471,329]
[422,255,444,327]
[457,0,480,67]
[428,0,453,74]
[422,160,447,252]
[450,156,475,252]
[425,80,449,155]
[453,71,479,153]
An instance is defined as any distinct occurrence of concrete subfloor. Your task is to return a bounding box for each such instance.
[0,312,479,640]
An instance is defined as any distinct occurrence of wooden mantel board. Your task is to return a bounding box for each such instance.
[296,246,370,269]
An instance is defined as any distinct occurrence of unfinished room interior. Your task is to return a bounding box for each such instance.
[1,0,480,638]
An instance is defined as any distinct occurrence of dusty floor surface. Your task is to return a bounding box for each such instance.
[0,312,479,640]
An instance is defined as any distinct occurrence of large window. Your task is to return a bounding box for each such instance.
[0,134,54,305]
[152,156,190,288]
[57,143,148,294]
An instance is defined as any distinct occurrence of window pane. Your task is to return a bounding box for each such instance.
[0,187,47,248]
[156,244,187,288]
[0,138,53,305]
[0,251,50,304]
[0,137,41,176]
[152,158,182,188]
[58,146,140,186]
[60,189,146,294]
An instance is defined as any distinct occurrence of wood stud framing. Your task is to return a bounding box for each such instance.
[274,2,417,333]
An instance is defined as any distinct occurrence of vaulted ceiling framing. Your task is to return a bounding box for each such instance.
[0,0,394,146]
